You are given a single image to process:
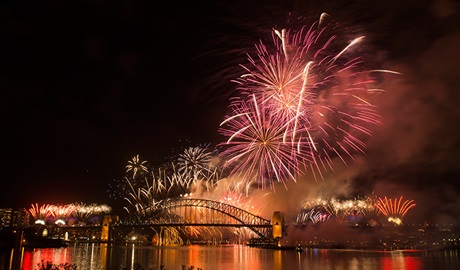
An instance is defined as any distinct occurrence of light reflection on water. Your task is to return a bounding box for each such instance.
[10,245,460,270]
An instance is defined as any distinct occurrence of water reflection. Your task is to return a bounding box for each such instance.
[2,245,459,270]
[19,244,107,270]
[380,255,422,270]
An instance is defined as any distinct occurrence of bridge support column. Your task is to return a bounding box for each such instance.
[272,211,284,238]
[102,214,119,243]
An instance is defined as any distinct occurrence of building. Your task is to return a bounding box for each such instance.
[0,208,30,228]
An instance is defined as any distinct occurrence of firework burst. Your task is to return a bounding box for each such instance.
[218,14,400,188]
[49,204,77,225]
[177,145,214,178]
[374,196,416,225]
[126,155,149,179]
[219,188,262,215]
[29,203,53,225]
[219,95,306,189]
[177,145,223,190]
[28,203,111,225]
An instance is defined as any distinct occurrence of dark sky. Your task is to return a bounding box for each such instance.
[2,0,460,223]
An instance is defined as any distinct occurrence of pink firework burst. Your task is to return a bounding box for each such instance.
[218,14,399,188]
[218,94,312,189]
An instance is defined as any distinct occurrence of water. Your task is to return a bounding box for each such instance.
[1,244,459,270]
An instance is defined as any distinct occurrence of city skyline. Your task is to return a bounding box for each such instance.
[1,0,460,227]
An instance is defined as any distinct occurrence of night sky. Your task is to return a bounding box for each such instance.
[2,0,460,223]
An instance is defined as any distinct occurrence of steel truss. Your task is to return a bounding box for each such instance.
[116,198,272,238]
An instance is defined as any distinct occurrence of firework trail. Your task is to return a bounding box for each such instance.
[116,145,235,217]
[71,203,98,223]
[298,195,377,225]
[295,208,330,225]
[309,210,330,224]
[177,145,224,191]
[295,211,309,224]
[48,204,77,225]
[374,196,416,225]
[122,154,212,215]
[108,155,151,202]
[29,203,53,225]
[116,155,186,215]
[219,187,263,215]
[90,204,112,214]
[28,203,111,225]
[69,203,112,225]
[360,192,381,217]
[122,175,166,217]
[218,14,400,188]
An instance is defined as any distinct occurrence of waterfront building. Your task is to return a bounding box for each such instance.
[0,208,12,227]
[0,208,29,228]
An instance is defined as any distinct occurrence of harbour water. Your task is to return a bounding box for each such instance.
[1,244,459,270]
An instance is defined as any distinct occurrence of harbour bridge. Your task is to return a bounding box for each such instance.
[52,197,285,245]
[106,198,281,241]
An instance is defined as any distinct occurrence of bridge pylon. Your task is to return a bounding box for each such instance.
[272,211,284,238]
[102,215,118,242]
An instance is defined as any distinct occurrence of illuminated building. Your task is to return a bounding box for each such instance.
[0,208,29,228]
[0,208,13,227]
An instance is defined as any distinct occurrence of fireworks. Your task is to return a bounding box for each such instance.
[295,209,330,225]
[177,145,214,178]
[297,195,381,225]
[218,95,304,189]
[218,14,400,188]
[28,203,111,225]
[29,203,53,225]
[114,143,235,217]
[100,14,416,245]
[374,196,416,225]
[126,155,149,179]
[219,188,261,215]
[177,145,223,189]
[48,204,76,225]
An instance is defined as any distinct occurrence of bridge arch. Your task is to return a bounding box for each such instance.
[115,198,272,238]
